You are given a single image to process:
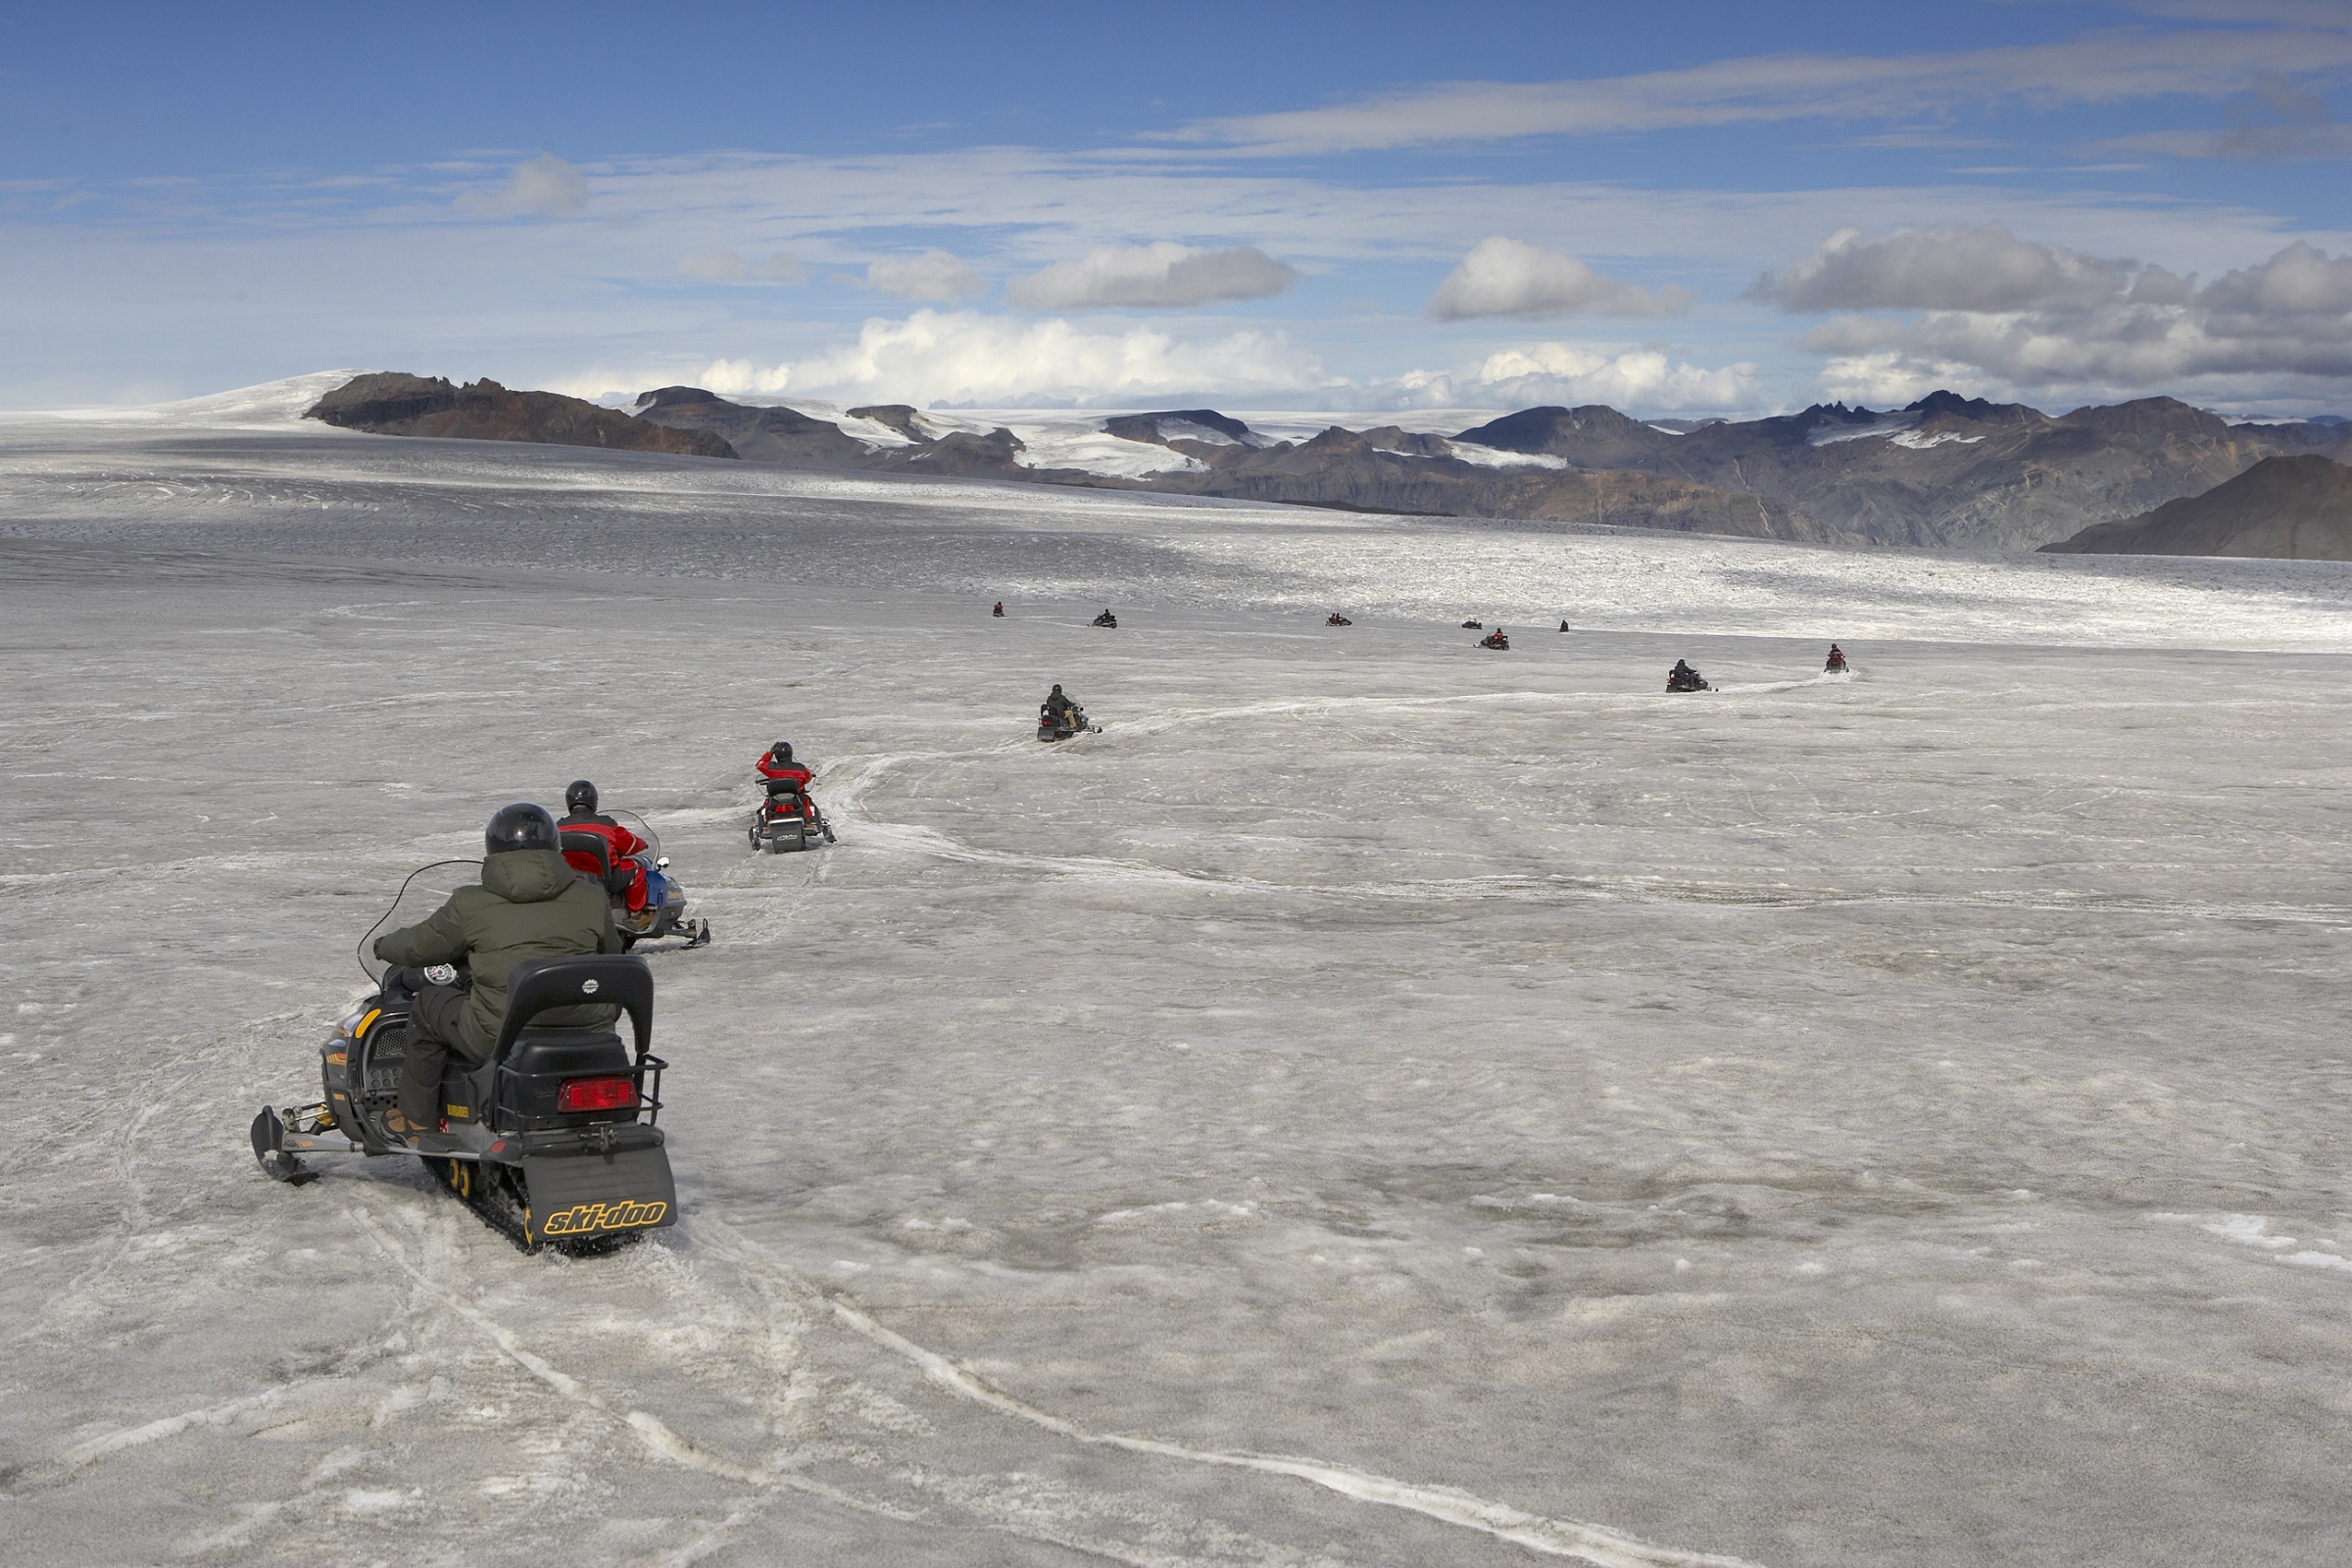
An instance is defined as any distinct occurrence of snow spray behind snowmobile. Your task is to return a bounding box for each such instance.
[250,864,677,1254]
[560,808,710,949]
[751,773,835,853]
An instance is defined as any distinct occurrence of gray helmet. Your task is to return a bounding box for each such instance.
[485,802,559,856]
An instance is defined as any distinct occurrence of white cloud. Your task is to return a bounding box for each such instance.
[1006,242,1298,310]
[1752,224,2136,312]
[863,250,987,302]
[678,251,805,283]
[456,153,587,218]
[699,308,1320,405]
[1790,240,2352,397]
[1426,237,1690,320]
[1469,343,1757,410]
[1163,28,2352,155]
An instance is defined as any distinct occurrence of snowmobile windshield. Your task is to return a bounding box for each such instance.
[609,808,661,862]
[358,858,483,982]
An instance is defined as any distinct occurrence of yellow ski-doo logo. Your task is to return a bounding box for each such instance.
[540,1199,668,1236]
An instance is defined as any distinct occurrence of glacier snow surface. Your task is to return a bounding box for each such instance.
[3,404,2351,1567]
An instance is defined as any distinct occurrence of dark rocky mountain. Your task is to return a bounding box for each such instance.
[2038,454,2352,560]
[643,387,1820,537]
[631,383,872,465]
[1453,393,2293,551]
[1145,423,1816,539]
[301,373,2347,552]
[309,373,734,459]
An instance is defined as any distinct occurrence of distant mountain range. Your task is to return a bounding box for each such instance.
[306,373,2351,555]
[2040,454,2352,560]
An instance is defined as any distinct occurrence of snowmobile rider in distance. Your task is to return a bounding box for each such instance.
[558,779,651,915]
[1043,683,1078,724]
[372,803,621,1144]
[993,601,1005,617]
[1826,643,1848,671]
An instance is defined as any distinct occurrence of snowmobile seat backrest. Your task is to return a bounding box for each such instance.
[561,830,612,880]
[495,955,653,1062]
[764,776,804,799]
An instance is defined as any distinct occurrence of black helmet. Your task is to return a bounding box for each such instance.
[564,779,598,815]
[485,802,559,856]
[769,741,793,761]
[1051,683,1062,694]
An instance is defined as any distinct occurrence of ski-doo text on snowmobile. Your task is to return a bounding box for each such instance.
[252,952,677,1254]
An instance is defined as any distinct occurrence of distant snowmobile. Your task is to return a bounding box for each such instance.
[1327,612,1352,625]
[1825,644,1848,672]
[1558,619,1572,632]
[751,743,834,854]
[1461,619,1484,629]
[750,776,834,854]
[1666,661,1711,693]
[250,871,678,1255]
[561,809,710,950]
[1039,700,1098,741]
[1093,609,1119,628]
[1480,628,1511,650]
[993,601,1004,617]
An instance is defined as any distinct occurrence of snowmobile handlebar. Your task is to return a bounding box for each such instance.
[494,954,655,1064]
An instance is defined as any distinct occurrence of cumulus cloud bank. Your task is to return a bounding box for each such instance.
[1007,242,1298,310]
[864,250,988,302]
[457,153,588,218]
[699,309,1316,405]
[1765,226,2352,397]
[1426,237,1690,320]
[1751,224,2135,313]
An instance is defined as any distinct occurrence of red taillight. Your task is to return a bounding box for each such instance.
[558,1076,638,1113]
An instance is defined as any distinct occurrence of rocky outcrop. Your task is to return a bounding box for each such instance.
[302,372,2350,553]
[1149,424,1824,540]
[308,373,734,459]
[633,387,874,466]
[2038,455,2352,559]
[1454,391,2304,551]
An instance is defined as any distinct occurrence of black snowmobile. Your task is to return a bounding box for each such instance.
[1327,612,1352,626]
[560,809,710,949]
[1666,662,1711,693]
[751,774,836,853]
[1558,619,1572,632]
[250,868,677,1255]
[1461,619,1484,629]
[1480,628,1511,650]
[1092,609,1119,628]
[1039,701,1098,741]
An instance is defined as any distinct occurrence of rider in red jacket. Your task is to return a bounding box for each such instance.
[757,740,813,790]
[558,779,650,911]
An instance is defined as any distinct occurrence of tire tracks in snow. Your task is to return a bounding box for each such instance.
[699,1218,1764,1568]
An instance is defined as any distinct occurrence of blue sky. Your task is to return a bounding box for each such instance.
[6,0,2352,416]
